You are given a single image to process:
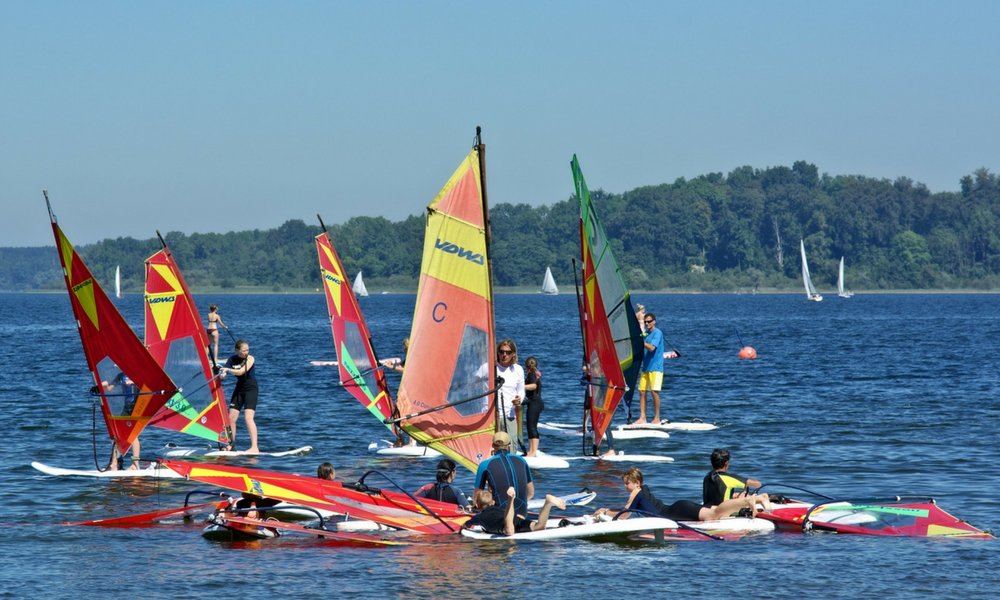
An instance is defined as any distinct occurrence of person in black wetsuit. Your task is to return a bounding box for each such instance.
[221,339,259,453]
[592,467,771,522]
[702,448,765,507]
[523,356,545,457]
[470,486,565,536]
[416,459,472,509]
[474,431,534,519]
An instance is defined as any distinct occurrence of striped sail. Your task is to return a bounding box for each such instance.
[144,243,232,444]
[395,144,497,473]
[45,192,176,455]
[572,156,644,449]
[315,229,398,435]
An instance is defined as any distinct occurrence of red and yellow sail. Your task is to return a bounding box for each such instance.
[45,193,176,455]
[315,229,398,435]
[144,243,232,444]
[572,156,645,449]
[395,143,497,473]
[162,460,470,534]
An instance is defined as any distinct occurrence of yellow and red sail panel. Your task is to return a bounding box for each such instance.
[144,245,232,444]
[765,499,994,538]
[572,156,644,448]
[162,460,470,534]
[395,147,496,473]
[46,195,176,455]
[315,231,397,433]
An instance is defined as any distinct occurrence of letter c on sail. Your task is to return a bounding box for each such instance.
[433,302,447,322]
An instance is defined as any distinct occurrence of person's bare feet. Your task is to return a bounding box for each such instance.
[246,447,260,454]
[632,419,647,425]
[545,494,566,510]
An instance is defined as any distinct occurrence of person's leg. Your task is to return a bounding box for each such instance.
[126,439,141,470]
[636,385,648,424]
[244,409,259,453]
[228,408,240,449]
[530,495,567,531]
[652,390,661,423]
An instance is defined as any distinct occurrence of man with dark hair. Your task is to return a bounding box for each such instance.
[702,448,764,507]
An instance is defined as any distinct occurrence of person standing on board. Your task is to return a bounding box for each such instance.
[221,340,259,453]
[523,356,545,457]
[206,304,228,364]
[702,448,765,507]
[475,431,534,519]
[101,372,141,471]
[634,313,665,425]
[381,337,416,447]
[495,339,525,450]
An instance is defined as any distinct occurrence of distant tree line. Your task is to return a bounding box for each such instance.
[3,162,999,292]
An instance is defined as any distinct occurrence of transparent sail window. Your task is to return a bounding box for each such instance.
[449,324,490,418]
[342,321,377,396]
[96,356,138,417]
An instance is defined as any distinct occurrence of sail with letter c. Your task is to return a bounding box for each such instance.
[572,156,644,450]
[394,137,497,473]
[45,192,176,456]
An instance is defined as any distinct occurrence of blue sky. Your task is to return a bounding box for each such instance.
[2,1,998,247]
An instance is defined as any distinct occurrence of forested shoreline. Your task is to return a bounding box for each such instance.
[4,162,999,293]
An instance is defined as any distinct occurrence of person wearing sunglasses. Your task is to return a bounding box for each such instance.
[634,313,664,425]
[495,338,525,451]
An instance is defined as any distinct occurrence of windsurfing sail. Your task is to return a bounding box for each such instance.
[394,131,497,473]
[115,265,123,298]
[800,240,822,301]
[353,271,369,297]
[766,498,994,538]
[541,267,558,295]
[314,221,400,441]
[143,234,232,445]
[572,156,644,451]
[44,191,176,456]
[162,460,470,534]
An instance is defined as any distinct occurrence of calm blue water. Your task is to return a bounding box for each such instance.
[1,292,998,599]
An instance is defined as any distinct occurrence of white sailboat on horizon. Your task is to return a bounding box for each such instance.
[838,257,853,298]
[353,271,369,297]
[115,265,123,298]
[541,266,558,295]
[800,240,822,302]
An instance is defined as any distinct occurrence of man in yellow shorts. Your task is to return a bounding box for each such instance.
[635,313,664,424]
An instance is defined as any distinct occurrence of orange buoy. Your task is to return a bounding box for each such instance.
[739,347,757,359]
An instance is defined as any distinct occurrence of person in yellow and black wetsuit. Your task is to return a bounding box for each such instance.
[702,448,765,507]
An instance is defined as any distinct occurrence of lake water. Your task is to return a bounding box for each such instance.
[0,292,997,599]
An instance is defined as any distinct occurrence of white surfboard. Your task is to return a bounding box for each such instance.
[308,360,338,366]
[539,423,670,440]
[369,440,442,457]
[521,452,570,469]
[462,515,773,541]
[620,420,717,431]
[31,461,182,479]
[565,452,674,463]
[155,445,313,458]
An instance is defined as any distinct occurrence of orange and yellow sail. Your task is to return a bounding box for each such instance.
[315,227,398,436]
[395,141,497,473]
[45,192,176,455]
[144,240,232,444]
[572,156,645,450]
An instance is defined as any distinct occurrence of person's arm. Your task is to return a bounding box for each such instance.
[746,477,763,489]
[524,371,538,392]
[503,487,516,535]
[218,316,227,329]
[228,355,255,376]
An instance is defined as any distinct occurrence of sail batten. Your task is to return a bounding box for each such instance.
[395,143,496,473]
[572,157,644,449]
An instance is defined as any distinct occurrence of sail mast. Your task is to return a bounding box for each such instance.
[475,126,499,434]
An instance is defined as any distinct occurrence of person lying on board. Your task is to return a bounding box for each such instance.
[475,431,533,519]
[702,448,765,507]
[592,467,771,523]
[317,462,336,481]
[469,487,565,535]
[415,459,472,510]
